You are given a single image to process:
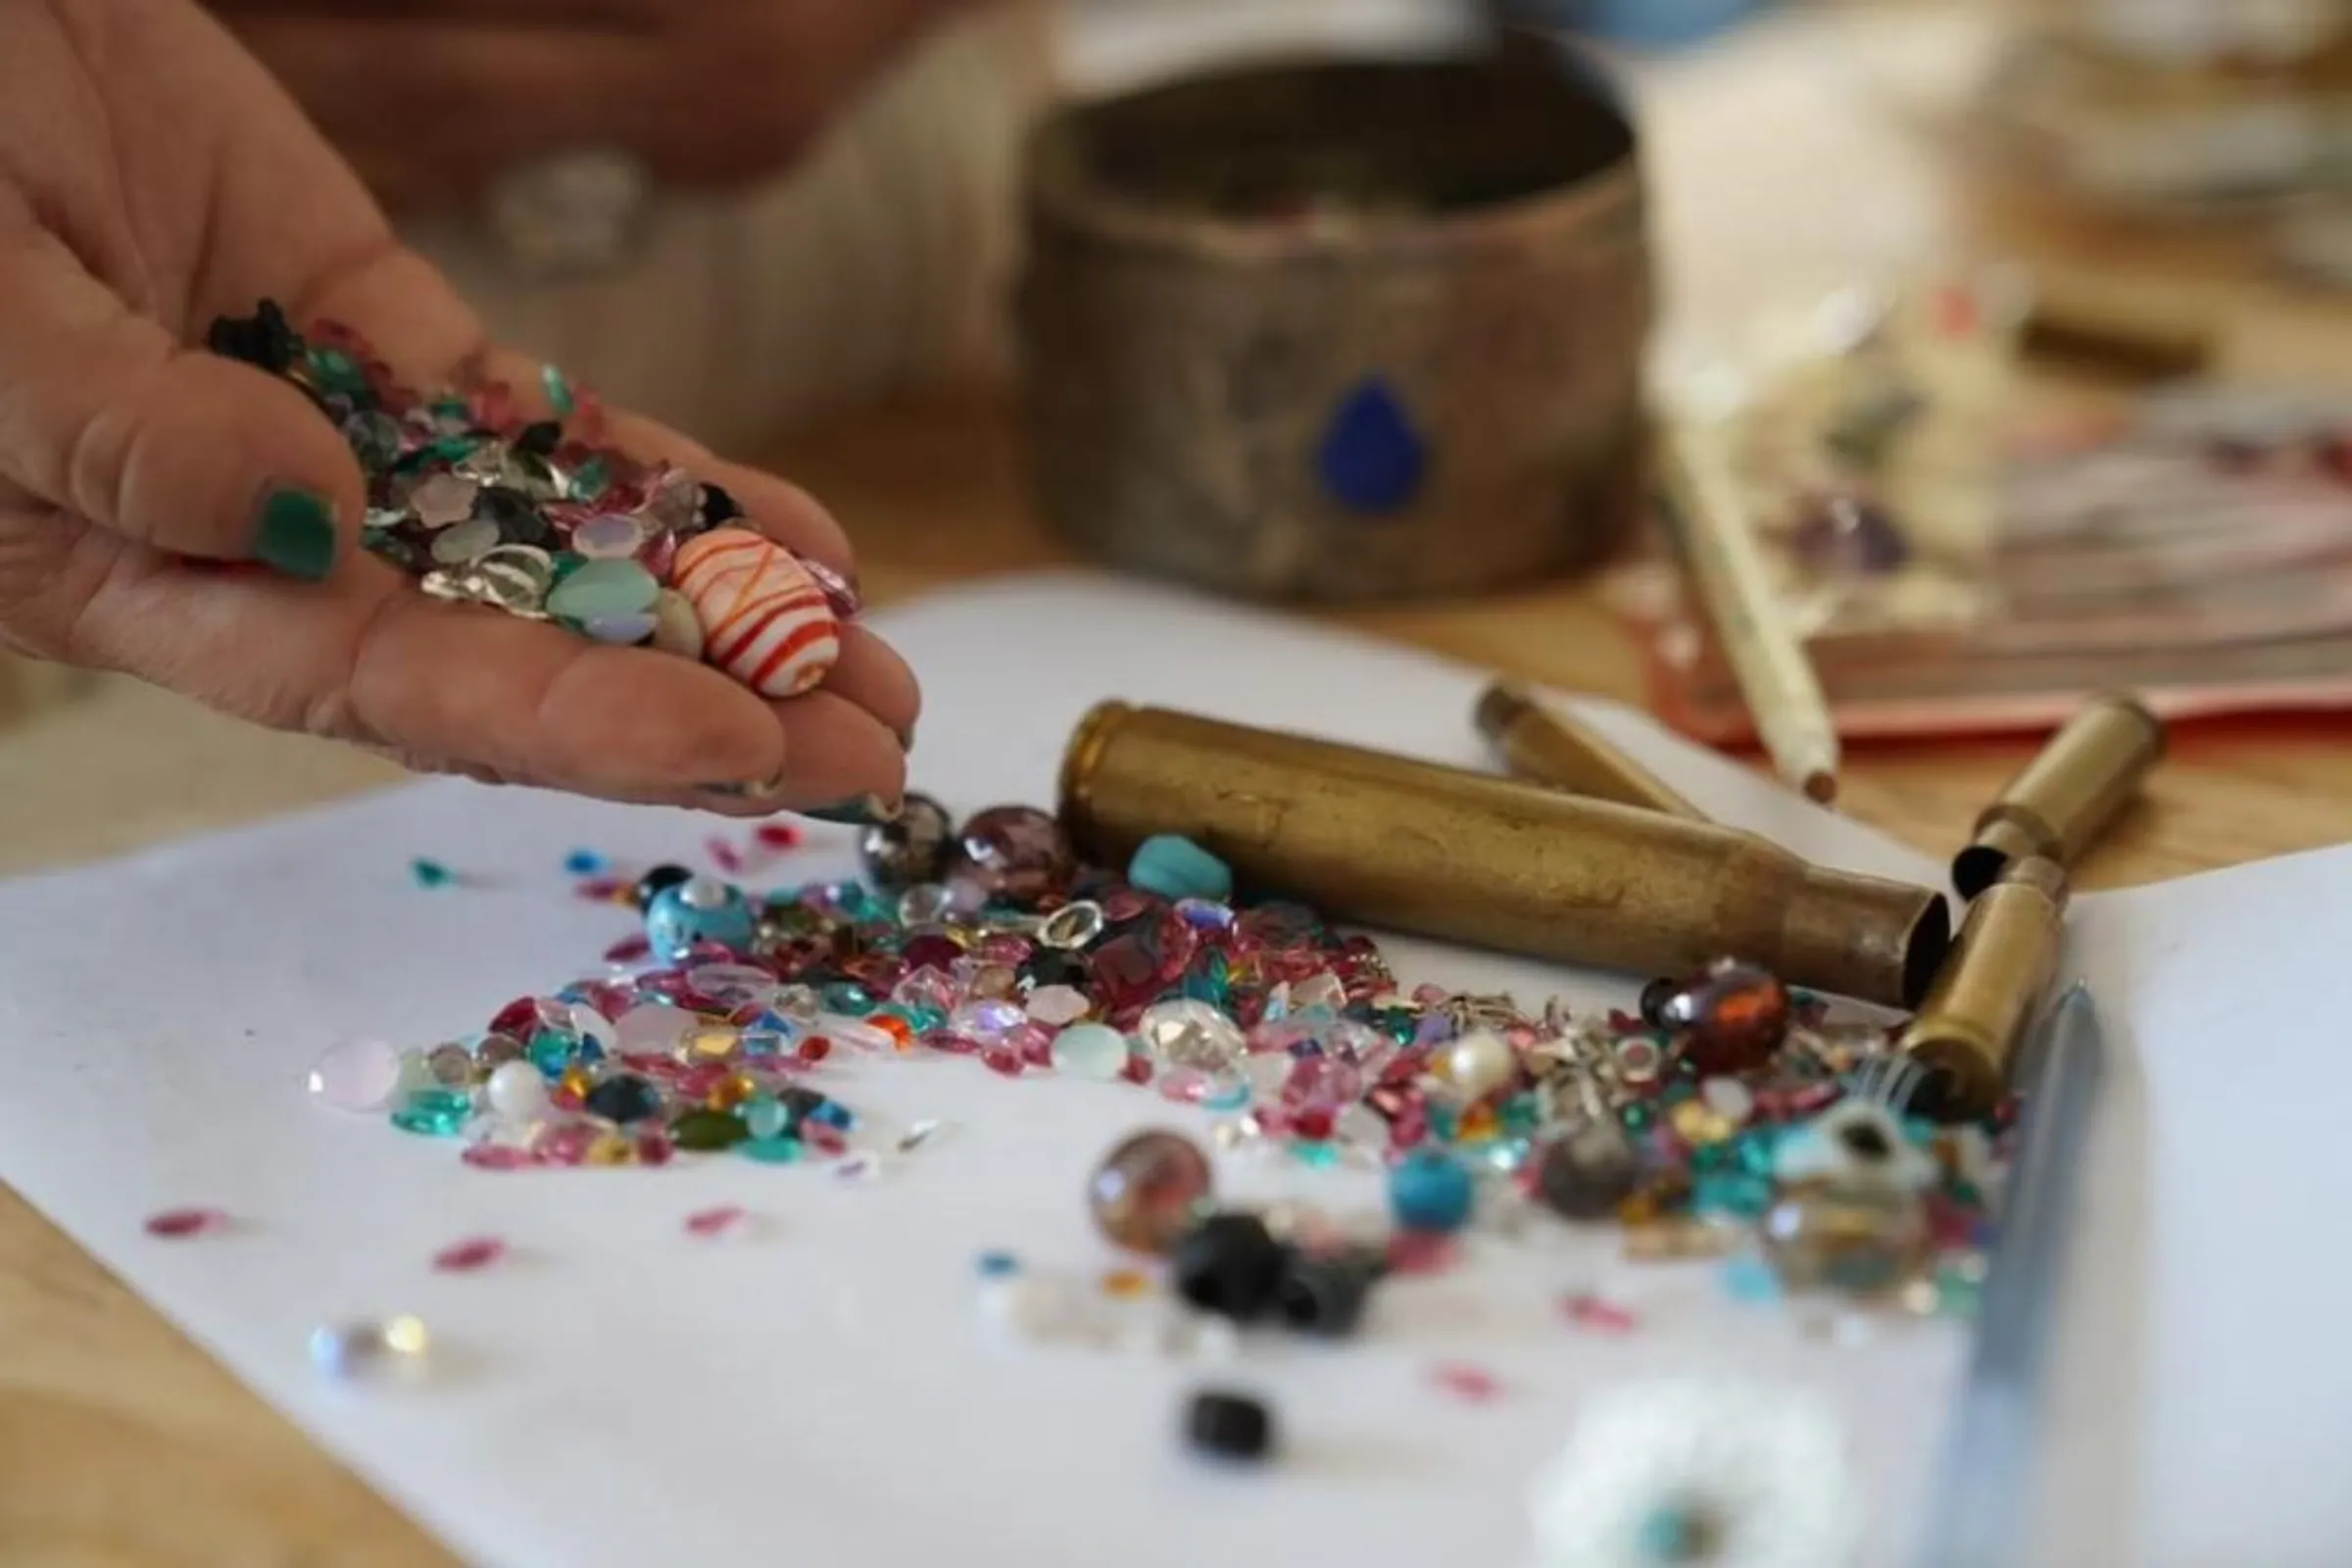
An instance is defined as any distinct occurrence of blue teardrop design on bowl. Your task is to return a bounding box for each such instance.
[1315,378,1427,515]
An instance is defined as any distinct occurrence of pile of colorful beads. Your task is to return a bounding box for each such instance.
[331,792,2007,1315]
[205,301,855,698]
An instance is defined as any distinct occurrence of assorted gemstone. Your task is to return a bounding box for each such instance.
[202,301,853,697]
[328,790,2006,1326]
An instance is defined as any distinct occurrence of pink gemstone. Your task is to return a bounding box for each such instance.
[929,1033,981,1056]
[1388,1232,1457,1275]
[433,1236,508,1273]
[1157,1067,1209,1103]
[707,836,744,874]
[1009,1023,1055,1068]
[144,1206,228,1239]
[981,1045,1024,1077]
[804,1125,848,1156]
[614,1004,691,1054]
[1120,1055,1153,1087]
[538,1123,597,1165]
[755,823,804,851]
[1430,1362,1502,1402]
[635,1132,675,1166]
[684,1204,747,1239]
[603,937,651,964]
[974,933,1033,966]
[1561,1293,1640,1334]
[462,1144,535,1171]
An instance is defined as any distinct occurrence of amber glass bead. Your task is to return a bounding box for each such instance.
[1762,1180,1930,1296]
[1089,1129,1214,1254]
[1663,958,1791,1075]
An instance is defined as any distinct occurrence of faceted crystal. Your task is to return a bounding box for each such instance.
[307,1038,403,1113]
[1089,1129,1214,1254]
[1137,1001,1246,1074]
[1025,985,1092,1026]
[941,806,1072,902]
[1661,958,1791,1075]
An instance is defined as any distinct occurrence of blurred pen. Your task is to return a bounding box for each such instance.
[1916,983,2105,1568]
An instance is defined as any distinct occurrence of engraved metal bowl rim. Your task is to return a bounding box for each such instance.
[1023,51,1645,266]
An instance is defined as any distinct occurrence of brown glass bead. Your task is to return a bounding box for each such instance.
[945,806,1075,902]
[1661,958,1790,1075]
[1089,1129,1214,1254]
[1531,1120,1640,1220]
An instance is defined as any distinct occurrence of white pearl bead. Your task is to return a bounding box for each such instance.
[486,1060,549,1121]
[1446,1029,1515,1099]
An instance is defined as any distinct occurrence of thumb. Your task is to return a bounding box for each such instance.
[0,235,363,580]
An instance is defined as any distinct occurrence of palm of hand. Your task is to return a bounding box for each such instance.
[0,0,916,811]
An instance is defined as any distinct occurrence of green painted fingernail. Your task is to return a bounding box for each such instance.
[804,796,901,827]
[254,486,337,581]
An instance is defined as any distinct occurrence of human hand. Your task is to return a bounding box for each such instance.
[211,0,978,214]
[0,0,918,818]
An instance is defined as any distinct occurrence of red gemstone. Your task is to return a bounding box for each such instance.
[143,1206,228,1239]
[1561,1293,1639,1334]
[635,1132,675,1166]
[684,1204,746,1239]
[707,837,744,874]
[1120,1054,1153,1087]
[462,1144,534,1171]
[1290,1107,1334,1142]
[796,1036,833,1063]
[981,1046,1024,1077]
[488,996,542,1039]
[755,823,804,851]
[902,934,963,973]
[1429,1362,1502,1402]
[433,1236,508,1273]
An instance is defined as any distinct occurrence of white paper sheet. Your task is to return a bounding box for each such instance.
[0,573,2341,1567]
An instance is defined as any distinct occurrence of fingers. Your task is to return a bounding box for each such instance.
[822,626,921,750]
[0,234,363,576]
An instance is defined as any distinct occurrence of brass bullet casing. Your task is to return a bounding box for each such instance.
[1954,695,2165,900]
[1899,857,2069,1122]
[1059,704,1951,1008]
[1473,679,1706,821]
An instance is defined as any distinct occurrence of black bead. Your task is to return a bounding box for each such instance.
[583,1075,660,1125]
[1185,1390,1274,1461]
[700,481,741,525]
[1023,951,1087,992]
[774,1086,828,1127]
[1275,1252,1374,1338]
[1170,1212,1289,1322]
[1638,975,1680,1029]
[634,863,694,910]
[515,420,564,457]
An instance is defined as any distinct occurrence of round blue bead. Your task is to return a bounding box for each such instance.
[1388,1149,1476,1233]
[1127,834,1234,903]
[643,878,758,957]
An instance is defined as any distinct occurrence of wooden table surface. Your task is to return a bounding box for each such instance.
[6,11,2352,1565]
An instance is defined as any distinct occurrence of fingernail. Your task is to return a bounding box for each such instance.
[895,723,916,755]
[804,795,902,827]
[701,772,788,803]
[253,486,338,581]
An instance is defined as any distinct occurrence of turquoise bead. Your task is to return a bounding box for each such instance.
[1126,835,1234,903]
[742,1097,792,1141]
[1692,1171,1773,1218]
[1388,1149,1476,1232]
[545,558,659,621]
[643,877,757,957]
[739,1135,805,1164]
[391,1089,472,1137]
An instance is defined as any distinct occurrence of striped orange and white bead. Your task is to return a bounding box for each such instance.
[670,527,842,698]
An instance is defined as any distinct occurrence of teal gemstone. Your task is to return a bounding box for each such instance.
[1935,1259,1984,1319]
[391,1089,472,1137]
[1424,1103,1459,1142]
[1691,1172,1772,1218]
[742,1096,792,1141]
[567,456,609,502]
[740,1135,805,1164]
[1621,1102,1656,1133]
[1688,1144,1733,1175]
[545,558,659,622]
[1179,951,1231,1006]
[1635,1502,1707,1563]
[880,1003,945,1035]
[1735,1128,1782,1177]
[528,1029,574,1075]
[1378,1011,1418,1044]
[306,347,367,394]
[1719,1255,1783,1304]
[409,858,453,889]
[1500,1096,1542,1135]
[819,984,877,1016]
[1127,835,1234,903]
[1292,1142,1342,1169]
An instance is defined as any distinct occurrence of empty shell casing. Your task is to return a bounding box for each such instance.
[1059,704,1950,1008]
[1899,857,2069,1121]
[1474,679,1706,821]
[1954,695,2164,900]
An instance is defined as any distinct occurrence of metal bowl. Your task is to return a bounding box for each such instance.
[1017,41,1652,602]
